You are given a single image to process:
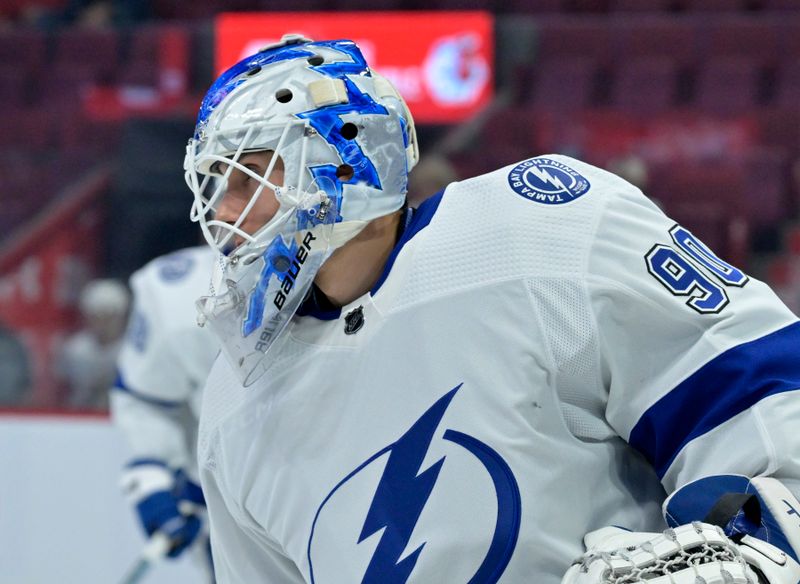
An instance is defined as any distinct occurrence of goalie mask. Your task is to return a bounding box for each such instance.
[185,35,419,386]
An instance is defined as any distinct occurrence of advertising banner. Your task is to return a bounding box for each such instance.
[215,11,494,123]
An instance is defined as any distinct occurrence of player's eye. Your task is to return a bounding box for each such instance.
[243,165,262,181]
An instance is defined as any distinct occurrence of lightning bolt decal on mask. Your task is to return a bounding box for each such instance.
[297,41,389,192]
[242,234,297,336]
[358,386,461,583]
[195,44,314,139]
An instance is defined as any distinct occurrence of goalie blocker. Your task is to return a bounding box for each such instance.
[562,475,800,584]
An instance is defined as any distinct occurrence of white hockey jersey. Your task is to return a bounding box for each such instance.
[112,246,219,475]
[198,155,800,583]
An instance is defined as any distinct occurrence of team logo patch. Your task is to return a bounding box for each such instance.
[507,157,590,205]
[158,254,195,282]
[307,385,521,583]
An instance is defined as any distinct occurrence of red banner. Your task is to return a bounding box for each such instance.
[215,11,494,124]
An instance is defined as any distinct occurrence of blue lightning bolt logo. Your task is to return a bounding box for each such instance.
[528,165,569,193]
[357,387,459,583]
[507,157,591,205]
[307,385,521,583]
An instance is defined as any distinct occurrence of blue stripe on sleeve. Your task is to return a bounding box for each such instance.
[125,458,170,469]
[112,370,183,409]
[628,321,800,478]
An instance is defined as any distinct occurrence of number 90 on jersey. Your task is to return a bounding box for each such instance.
[645,225,748,315]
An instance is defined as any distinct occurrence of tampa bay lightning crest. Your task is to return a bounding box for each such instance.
[307,385,521,583]
[157,251,195,282]
[507,157,590,205]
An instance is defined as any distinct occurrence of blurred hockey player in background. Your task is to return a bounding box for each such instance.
[111,245,218,580]
[185,36,800,583]
[58,278,130,409]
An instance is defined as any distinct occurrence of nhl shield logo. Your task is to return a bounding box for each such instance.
[344,306,365,335]
[507,157,590,205]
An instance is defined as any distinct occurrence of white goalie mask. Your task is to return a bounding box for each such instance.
[185,35,419,386]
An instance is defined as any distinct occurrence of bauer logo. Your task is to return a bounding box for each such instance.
[507,157,590,205]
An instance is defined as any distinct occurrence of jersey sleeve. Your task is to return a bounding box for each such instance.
[116,281,196,405]
[109,389,193,469]
[115,247,218,404]
[111,272,195,468]
[577,157,800,495]
[111,247,218,470]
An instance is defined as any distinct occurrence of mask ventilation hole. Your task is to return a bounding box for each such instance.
[336,164,354,181]
[246,66,262,76]
[275,88,293,103]
[307,55,324,66]
[339,123,358,140]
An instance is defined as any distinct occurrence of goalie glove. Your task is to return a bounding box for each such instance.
[561,522,765,584]
[561,476,800,584]
[120,460,205,559]
[663,475,800,584]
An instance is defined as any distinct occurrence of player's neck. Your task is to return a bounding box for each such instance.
[313,210,403,307]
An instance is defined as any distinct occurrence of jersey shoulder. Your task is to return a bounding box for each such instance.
[453,153,644,206]
[430,154,646,264]
[379,154,668,312]
[119,246,219,395]
[440,153,656,249]
[131,246,215,295]
[126,245,215,345]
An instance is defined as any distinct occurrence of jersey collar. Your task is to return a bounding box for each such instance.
[297,189,445,320]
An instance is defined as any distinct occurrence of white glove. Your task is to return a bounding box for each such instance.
[561,521,800,584]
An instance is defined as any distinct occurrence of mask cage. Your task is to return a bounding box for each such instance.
[186,119,313,255]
